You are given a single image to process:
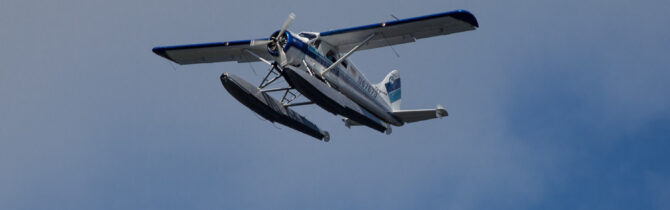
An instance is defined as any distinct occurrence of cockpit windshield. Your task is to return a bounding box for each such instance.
[298,32,318,40]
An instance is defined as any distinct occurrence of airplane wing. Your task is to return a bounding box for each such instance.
[152,39,272,65]
[319,10,478,52]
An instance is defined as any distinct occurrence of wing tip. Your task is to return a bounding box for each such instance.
[151,47,170,59]
[152,47,167,57]
[452,9,479,28]
[152,47,182,64]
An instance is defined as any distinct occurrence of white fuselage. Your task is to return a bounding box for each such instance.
[281,31,403,126]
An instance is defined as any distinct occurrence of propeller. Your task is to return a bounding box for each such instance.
[278,13,295,39]
[250,13,295,67]
[275,13,295,66]
[250,39,271,47]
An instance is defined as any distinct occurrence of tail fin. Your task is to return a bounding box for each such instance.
[376,70,401,111]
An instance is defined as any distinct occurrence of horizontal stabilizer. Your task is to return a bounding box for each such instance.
[392,105,448,123]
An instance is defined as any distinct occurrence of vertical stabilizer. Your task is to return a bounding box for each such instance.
[376,70,401,111]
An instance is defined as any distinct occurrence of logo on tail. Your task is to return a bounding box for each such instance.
[383,70,401,110]
[385,75,401,103]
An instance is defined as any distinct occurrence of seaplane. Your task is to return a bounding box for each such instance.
[152,10,479,142]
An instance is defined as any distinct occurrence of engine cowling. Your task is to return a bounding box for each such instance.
[267,30,289,57]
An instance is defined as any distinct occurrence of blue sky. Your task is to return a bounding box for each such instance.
[1,0,669,209]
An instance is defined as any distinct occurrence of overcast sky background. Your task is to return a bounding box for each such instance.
[1,0,669,209]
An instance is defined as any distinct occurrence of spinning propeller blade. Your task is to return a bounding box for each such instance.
[248,13,296,66]
[250,39,271,47]
[278,13,295,38]
[275,13,295,66]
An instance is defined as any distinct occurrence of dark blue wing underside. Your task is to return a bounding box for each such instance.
[320,10,478,36]
[151,10,478,64]
[151,38,269,64]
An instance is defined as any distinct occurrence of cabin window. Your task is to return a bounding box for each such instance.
[326,50,348,68]
[326,50,337,63]
[349,65,357,77]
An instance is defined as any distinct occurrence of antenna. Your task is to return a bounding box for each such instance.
[248,63,258,76]
[386,14,401,57]
[381,32,401,58]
